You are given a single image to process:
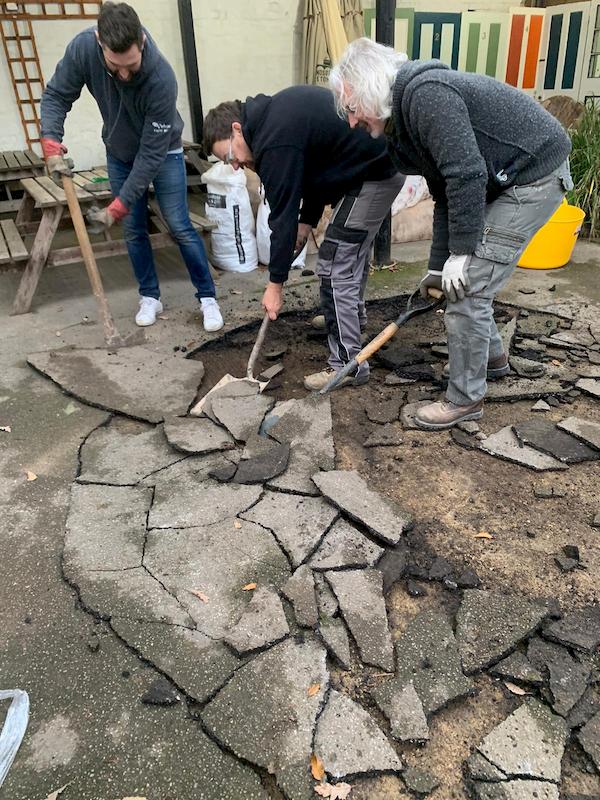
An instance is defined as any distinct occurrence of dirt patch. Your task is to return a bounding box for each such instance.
[192,296,600,799]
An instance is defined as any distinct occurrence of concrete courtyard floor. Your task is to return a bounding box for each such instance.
[0,234,599,800]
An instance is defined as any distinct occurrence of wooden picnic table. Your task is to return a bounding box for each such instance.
[10,167,216,316]
[0,149,45,213]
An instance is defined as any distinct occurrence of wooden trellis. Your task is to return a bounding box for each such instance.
[0,2,102,152]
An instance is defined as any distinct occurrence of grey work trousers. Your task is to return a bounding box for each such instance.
[317,173,406,378]
[446,161,572,405]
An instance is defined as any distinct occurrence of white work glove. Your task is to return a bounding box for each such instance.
[419,269,442,300]
[442,254,470,303]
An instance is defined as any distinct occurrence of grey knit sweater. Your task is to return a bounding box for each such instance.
[386,60,571,270]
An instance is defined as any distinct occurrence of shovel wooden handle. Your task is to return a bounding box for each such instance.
[62,176,122,346]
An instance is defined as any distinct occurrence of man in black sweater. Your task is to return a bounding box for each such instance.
[330,38,572,428]
[203,87,404,390]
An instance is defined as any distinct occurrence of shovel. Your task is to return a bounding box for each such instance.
[319,287,445,395]
[61,175,131,348]
[192,313,271,415]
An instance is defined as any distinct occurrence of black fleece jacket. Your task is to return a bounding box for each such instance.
[241,86,397,283]
[386,60,571,271]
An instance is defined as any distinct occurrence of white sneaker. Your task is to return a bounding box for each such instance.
[201,297,224,332]
[135,296,163,327]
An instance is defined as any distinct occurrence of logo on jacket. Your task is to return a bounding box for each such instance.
[152,121,172,134]
[496,169,509,183]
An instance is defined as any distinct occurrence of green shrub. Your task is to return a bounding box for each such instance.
[568,103,600,239]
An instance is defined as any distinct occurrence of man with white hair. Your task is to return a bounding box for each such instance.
[330,39,572,430]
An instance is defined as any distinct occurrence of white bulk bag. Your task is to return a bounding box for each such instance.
[256,185,308,269]
[202,162,258,272]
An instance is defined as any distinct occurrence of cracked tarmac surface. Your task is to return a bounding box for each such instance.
[2,242,600,800]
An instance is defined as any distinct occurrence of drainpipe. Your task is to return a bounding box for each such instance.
[178,0,205,150]
[373,0,396,267]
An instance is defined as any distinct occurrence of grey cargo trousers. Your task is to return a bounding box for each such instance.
[317,173,406,378]
[446,161,572,406]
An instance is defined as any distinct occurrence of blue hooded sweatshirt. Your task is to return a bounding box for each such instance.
[40,26,184,210]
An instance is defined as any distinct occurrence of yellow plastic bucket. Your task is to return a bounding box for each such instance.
[517,202,585,269]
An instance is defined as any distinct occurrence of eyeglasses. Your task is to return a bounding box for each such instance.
[224,135,234,165]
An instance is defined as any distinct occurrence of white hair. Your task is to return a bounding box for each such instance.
[329,37,408,121]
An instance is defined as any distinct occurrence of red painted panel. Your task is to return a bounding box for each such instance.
[506,14,525,86]
[523,14,543,88]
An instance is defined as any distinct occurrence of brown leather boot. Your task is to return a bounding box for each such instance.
[415,399,484,431]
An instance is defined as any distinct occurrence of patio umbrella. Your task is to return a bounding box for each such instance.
[340,0,364,43]
[302,0,349,86]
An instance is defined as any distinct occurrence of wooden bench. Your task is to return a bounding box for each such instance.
[10,169,216,316]
[0,149,45,213]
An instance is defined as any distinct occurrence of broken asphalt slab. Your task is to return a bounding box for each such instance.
[473,698,567,783]
[312,469,411,545]
[147,456,259,530]
[489,652,544,686]
[111,618,241,704]
[281,565,319,629]
[479,427,568,472]
[65,482,151,571]
[78,419,183,484]
[576,378,600,399]
[224,585,290,655]
[577,711,600,772]
[456,590,551,674]
[372,609,473,718]
[202,638,329,800]
[314,689,402,780]
[557,416,600,451]
[212,393,275,443]
[374,682,429,743]
[309,518,384,571]
[485,377,568,402]
[543,605,600,653]
[233,438,290,484]
[266,396,335,496]
[527,637,591,717]
[363,423,404,448]
[318,617,351,670]
[28,346,205,423]
[143,519,291,640]
[513,418,600,464]
[163,415,235,454]
[241,490,338,568]
[326,568,394,671]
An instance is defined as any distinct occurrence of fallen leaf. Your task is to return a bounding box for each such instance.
[504,681,529,696]
[307,683,321,697]
[474,530,494,540]
[45,784,71,800]
[310,753,325,781]
[551,359,561,366]
[230,289,242,295]
[233,520,242,529]
[157,314,169,320]
[314,786,331,798]
[241,582,257,591]
[190,589,209,603]
[25,470,37,481]
[0,425,11,433]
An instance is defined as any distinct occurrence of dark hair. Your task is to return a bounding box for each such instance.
[203,100,243,155]
[98,2,143,53]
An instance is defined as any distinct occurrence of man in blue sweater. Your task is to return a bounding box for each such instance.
[40,1,223,331]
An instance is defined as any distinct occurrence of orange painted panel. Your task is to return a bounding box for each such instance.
[523,14,543,88]
[506,14,525,85]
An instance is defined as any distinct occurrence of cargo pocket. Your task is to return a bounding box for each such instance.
[317,239,338,279]
[470,225,527,295]
[474,225,527,264]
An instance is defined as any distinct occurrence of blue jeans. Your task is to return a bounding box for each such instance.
[106,151,216,301]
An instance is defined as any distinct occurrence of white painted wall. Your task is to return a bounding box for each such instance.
[0,0,302,169]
